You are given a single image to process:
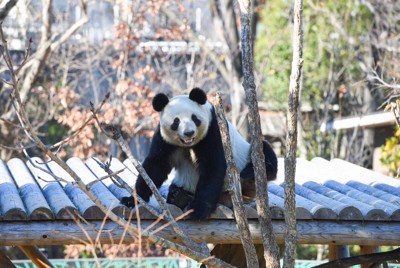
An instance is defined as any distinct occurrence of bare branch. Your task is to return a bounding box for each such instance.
[214,93,259,267]
[160,7,230,83]
[47,92,110,152]
[0,143,35,151]
[237,0,280,266]
[90,157,165,219]
[0,0,18,21]
[283,0,304,267]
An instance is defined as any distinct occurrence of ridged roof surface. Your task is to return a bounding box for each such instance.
[0,157,399,221]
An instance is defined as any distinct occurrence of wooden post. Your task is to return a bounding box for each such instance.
[329,245,349,260]
[360,246,377,268]
[328,245,337,261]
[18,245,54,268]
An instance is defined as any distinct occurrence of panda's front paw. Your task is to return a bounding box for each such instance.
[121,196,135,208]
[188,201,215,220]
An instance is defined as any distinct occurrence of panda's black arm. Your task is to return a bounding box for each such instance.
[190,113,227,220]
[121,127,174,207]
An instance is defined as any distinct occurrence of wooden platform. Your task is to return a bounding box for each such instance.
[0,156,400,246]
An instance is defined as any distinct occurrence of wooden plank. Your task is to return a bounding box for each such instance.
[324,180,396,220]
[67,158,128,218]
[0,220,399,246]
[0,160,28,221]
[27,158,77,220]
[7,159,53,220]
[269,183,335,220]
[47,161,104,220]
[18,245,54,268]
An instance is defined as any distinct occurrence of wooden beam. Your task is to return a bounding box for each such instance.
[18,246,54,268]
[0,249,15,267]
[0,220,399,246]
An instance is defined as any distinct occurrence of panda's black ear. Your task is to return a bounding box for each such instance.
[152,93,169,112]
[189,88,207,105]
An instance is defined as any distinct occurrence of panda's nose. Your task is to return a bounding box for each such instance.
[184,130,195,137]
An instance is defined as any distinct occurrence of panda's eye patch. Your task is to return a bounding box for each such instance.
[171,118,180,131]
[192,114,201,127]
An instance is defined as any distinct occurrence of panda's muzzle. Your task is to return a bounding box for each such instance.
[180,130,195,145]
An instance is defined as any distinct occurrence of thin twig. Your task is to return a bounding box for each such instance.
[85,168,125,190]
[90,158,163,218]
[23,149,73,185]
[0,143,36,151]
[47,92,110,152]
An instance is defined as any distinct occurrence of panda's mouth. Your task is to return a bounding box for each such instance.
[180,137,194,145]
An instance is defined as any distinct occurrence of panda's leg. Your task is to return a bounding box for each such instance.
[189,115,227,220]
[121,128,175,207]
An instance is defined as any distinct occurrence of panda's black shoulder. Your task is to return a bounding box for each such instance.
[194,106,223,150]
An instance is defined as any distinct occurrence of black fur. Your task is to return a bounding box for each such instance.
[240,141,278,181]
[186,108,227,219]
[189,87,207,105]
[152,93,169,112]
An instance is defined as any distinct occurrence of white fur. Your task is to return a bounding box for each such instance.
[170,148,199,193]
[228,121,251,170]
[160,96,212,147]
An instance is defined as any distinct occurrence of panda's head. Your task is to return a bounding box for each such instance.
[152,88,212,147]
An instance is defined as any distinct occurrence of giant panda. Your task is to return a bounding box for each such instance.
[121,87,277,220]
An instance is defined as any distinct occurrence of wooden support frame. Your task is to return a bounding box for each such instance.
[18,246,54,268]
[0,249,15,268]
[328,245,350,261]
[0,220,399,246]
[360,246,379,268]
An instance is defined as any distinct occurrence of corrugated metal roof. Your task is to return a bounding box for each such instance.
[0,157,399,222]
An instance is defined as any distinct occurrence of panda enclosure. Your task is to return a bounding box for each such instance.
[1,0,400,267]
